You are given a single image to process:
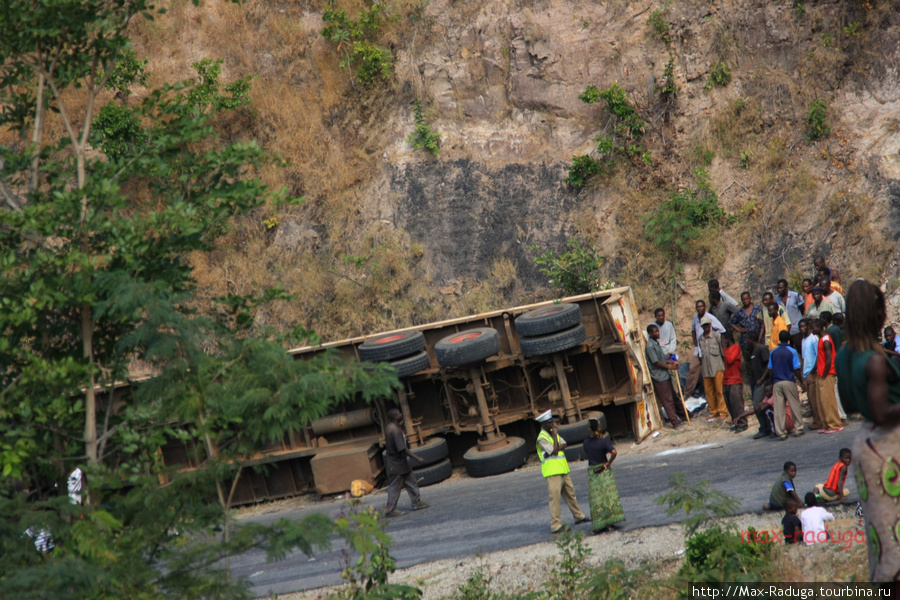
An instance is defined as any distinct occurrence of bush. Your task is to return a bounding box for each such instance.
[532,237,605,295]
[648,9,671,45]
[806,99,831,140]
[681,525,773,583]
[408,101,441,156]
[565,155,601,189]
[706,61,731,89]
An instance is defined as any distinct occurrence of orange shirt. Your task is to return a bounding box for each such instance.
[804,292,814,312]
[769,316,789,350]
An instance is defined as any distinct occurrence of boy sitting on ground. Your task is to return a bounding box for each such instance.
[765,461,802,511]
[814,448,852,503]
[782,499,802,544]
[800,492,835,545]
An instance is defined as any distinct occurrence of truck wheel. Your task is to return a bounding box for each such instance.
[519,324,587,357]
[413,458,453,487]
[435,328,501,367]
[514,303,582,337]
[463,436,528,478]
[558,419,592,445]
[390,351,431,378]
[564,444,586,463]
[407,437,449,469]
[359,331,425,362]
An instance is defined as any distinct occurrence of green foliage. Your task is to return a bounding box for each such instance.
[322,1,392,87]
[599,82,645,139]
[680,525,774,585]
[584,559,643,600]
[565,155,601,189]
[544,532,592,600]
[408,100,441,156]
[329,501,422,600]
[453,568,511,600]
[655,58,678,101]
[694,146,715,166]
[91,103,146,161]
[648,8,671,45]
[532,237,605,295]
[578,84,601,104]
[653,472,740,536]
[822,32,833,47]
[181,58,255,115]
[806,98,831,140]
[643,169,730,258]
[739,149,754,169]
[706,61,731,90]
[103,47,149,101]
[794,1,806,17]
[843,21,862,38]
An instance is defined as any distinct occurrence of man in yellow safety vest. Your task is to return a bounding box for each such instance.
[536,410,589,534]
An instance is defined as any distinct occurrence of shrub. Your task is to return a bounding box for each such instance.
[648,9,671,45]
[806,99,831,140]
[565,155,601,189]
[681,525,774,584]
[706,61,731,89]
[739,149,754,169]
[532,237,605,295]
[643,170,730,258]
[578,84,601,104]
[655,57,678,101]
[321,1,393,88]
[407,101,440,156]
[544,532,592,600]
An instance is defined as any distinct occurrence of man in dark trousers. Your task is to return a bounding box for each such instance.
[383,408,428,517]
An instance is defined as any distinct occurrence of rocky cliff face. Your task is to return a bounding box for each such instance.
[138,0,900,338]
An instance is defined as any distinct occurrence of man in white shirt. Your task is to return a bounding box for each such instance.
[644,307,678,358]
[684,299,726,398]
[800,492,834,545]
[820,278,845,314]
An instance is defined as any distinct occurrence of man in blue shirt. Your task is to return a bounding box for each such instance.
[800,318,823,431]
[756,330,807,441]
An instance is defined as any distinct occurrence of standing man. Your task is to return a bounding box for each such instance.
[708,279,740,312]
[805,286,837,319]
[722,334,747,432]
[757,331,806,441]
[383,408,428,517]
[645,308,678,359]
[685,300,726,398]
[731,292,763,376]
[535,410,588,534]
[646,324,685,430]
[775,279,806,352]
[709,291,738,339]
[820,278,846,314]
[800,319,823,432]
[812,319,843,434]
[759,291,791,345]
[745,337,772,439]
[765,302,789,351]
[813,256,842,289]
[699,316,728,420]
[801,279,816,313]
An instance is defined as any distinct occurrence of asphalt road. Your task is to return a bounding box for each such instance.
[236,423,862,597]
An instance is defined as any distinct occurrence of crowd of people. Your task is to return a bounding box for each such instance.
[644,257,860,440]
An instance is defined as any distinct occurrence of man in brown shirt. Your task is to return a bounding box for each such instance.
[384,408,428,517]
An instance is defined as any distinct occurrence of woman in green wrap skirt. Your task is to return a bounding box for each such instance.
[583,414,625,533]
[836,280,900,590]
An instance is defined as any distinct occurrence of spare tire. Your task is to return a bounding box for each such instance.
[413,458,453,487]
[407,437,449,469]
[390,351,431,378]
[558,419,592,445]
[463,436,528,478]
[435,328,501,367]
[519,324,587,357]
[359,331,426,362]
[515,303,582,337]
[564,444,586,463]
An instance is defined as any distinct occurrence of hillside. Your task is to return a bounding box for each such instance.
[131,0,900,340]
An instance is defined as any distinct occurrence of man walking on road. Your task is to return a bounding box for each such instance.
[757,331,807,441]
[535,410,588,534]
[383,408,429,517]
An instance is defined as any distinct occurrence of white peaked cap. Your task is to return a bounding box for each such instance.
[536,409,553,423]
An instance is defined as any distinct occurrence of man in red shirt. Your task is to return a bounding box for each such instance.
[722,334,747,432]
[811,319,843,433]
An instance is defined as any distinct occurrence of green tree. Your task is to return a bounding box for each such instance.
[0,0,400,596]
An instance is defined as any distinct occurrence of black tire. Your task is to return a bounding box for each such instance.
[515,303,582,337]
[435,328,501,367]
[558,419,592,445]
[358,331,426,362]
[407,437,449,469]
[413,458,452,487]
[564,444,586,463]
[463,436,528,478]
[519,324,587,357]
[390,351,431,378]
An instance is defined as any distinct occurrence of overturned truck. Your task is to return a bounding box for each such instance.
[161,287,661,504]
